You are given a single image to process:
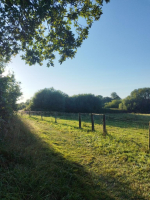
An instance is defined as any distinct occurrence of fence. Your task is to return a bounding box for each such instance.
[20,111,150,150]
[20,111,107,135]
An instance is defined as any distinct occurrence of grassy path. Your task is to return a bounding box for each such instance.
[0,114,150,199]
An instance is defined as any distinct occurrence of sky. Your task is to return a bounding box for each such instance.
[6,0,150,102]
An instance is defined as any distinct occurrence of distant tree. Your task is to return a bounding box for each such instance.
[97,95,103,100]
[119,102,124,110]
[28,89,103,113]
[0,0,110,66]
[25,99,31,106]
[104,99,122,109]
[101,97,112,107]
[111,92,121,100]
[29,88,67,111]
[120,88,150,113]
[66,94,102,113]
[17,102,26,110]
[65,96,76,113]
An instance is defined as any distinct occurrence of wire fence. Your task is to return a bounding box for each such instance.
[19,111,150,149]
[19,111,150,150]
[19,111,149,129]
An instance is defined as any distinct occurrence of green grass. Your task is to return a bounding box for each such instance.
[1,113,150,199]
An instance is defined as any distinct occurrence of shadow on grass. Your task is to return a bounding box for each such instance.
[0,115,146,199]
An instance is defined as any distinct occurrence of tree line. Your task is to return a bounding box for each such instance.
[104,89,150,113]
[20,88,150,114]
[21,88,114,113]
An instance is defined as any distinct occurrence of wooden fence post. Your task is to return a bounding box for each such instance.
[29,110,30,117]
[41,112,43,120]
[91,114,94,131]
[148,122,150,150]
[79,113,81,128]
[103,114,106,135]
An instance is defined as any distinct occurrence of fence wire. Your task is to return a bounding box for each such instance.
[20,111,150,130]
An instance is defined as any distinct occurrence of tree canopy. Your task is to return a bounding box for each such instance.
[119,88,150,113]
[104,99,121,109]
[29,88,67,111]
[111,92,121,100]
[26,88,102,113]
[65,94,102,113]
[0,0,110,66]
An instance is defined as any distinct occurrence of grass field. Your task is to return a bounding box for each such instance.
[0,113,150,199]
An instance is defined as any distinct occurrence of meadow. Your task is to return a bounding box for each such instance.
[0,112,150,200]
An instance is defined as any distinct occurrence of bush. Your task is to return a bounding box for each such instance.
[0,58,22,135]
[104,100,122,109]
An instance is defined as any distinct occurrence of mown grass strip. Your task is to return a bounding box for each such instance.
[1,113,150,199]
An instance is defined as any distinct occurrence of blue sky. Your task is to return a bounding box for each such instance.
[7,0,150,102]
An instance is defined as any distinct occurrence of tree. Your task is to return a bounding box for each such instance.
[28,89,103,113]
[29,88,67,111]
[120,88,150,113]
[65,94,102,113]
[104,99,121,109]
[0,58,22,133]
[101,96,112,106]
[17,102,26,110]
[0,0,110,67]
[110,92,121,100]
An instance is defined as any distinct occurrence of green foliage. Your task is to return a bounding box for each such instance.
[119,102,124,110]
[0,0,110,66]
[17,102,26,110]
[104,99,122,108]
[111,92,121,100]
[0,58,22,126]
[65,94,102,113]
[27,89,125,113]
[28,89,102,113]
[29,88,67,111]
[101,96,112,106]
[18,99,35,110]
[120,88,150,113]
